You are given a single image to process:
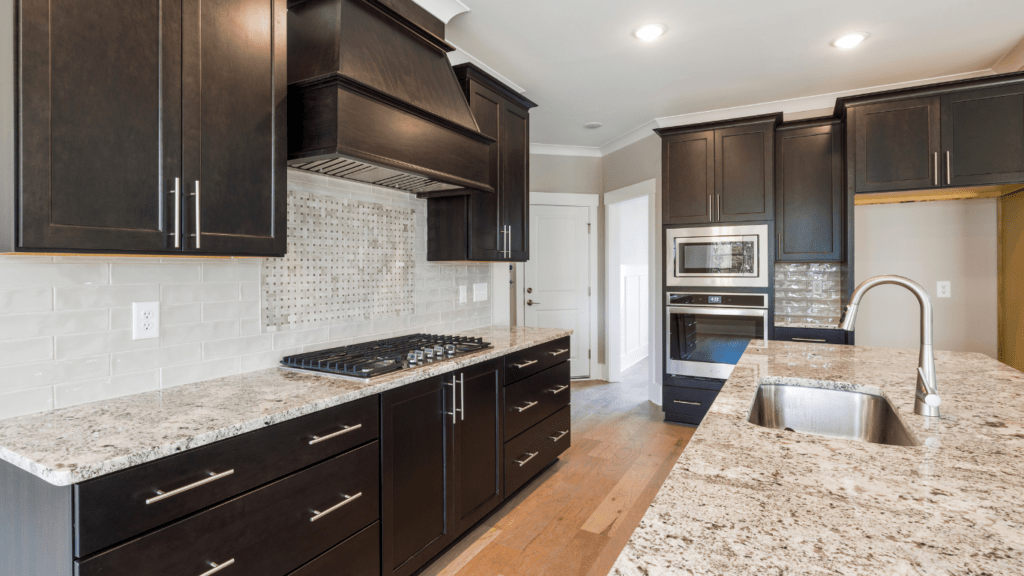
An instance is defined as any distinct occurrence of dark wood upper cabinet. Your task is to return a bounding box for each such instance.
[657,114,779,225]
[7,0,286,256]
[775,120,844,262]
[850,96,941,193]
[427,64,537,262]
[941,84,1024,186]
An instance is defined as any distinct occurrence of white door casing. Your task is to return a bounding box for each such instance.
[524,203,592,378]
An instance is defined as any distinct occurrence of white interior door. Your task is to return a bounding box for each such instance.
[524,205,590,378]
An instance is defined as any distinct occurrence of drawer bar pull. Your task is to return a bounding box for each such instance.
[514,452,539,467]
[310,492,363,523]
[791,338,827,343]
[514,401,539,413]
[673,400,701,407]
[146,470,235,505]
[513,360,538,369]
[547,385,569,395]
[550,430,569,442]
[309,424,363,446]
[199,560,235,576]
[549,349,569,357]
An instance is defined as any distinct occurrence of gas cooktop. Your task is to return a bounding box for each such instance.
[280,334,492,379]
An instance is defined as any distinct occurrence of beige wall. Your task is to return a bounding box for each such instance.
[999,190,1024,371]
[854,199,999,358]
[529,154,603,195]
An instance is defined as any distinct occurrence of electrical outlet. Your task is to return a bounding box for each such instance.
[474,283,488,302]
[812,280,823,295]
[937,281,952,298]
[459,286,467,304]
[132,302,160,340]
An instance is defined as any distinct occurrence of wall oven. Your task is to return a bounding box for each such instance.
[666,292,768,380]
[666,224,769,288]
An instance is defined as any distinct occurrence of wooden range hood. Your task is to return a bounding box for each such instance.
[286,0,495,196]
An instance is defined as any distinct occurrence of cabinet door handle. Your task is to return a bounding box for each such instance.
[199,559,235,576]
[513,359,538,369]
[170,178,181,248]
[446,379,459,424]
[549,349,569,357]
[547,385,569,395]
[791,337,827,343]
[146,469,235,505]
[190,181,201,249]
[514,401,538,413]
[550,430,569,442]
[309,424,362,446]
[310,492,363,523]
[707,194,712,220]
[717,194,722,221]
[934,152,939,186]
[777,232,782,255]
[459,374,465,421]
[673,400,701,406]
[946,151,951,185]
[514,452,539,466]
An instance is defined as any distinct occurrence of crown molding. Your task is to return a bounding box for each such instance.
[596,120,659,157]
[530,144,603,158]
[446,43,526,94]
[410,0,469,24]
[993,36,1024,73]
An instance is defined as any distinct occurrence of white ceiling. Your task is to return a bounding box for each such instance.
[442,0,1024,152]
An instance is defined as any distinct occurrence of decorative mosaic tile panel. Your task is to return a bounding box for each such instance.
[775,262,843,326]
[263,190,416,329]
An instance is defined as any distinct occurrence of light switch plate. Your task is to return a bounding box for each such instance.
[132,302,160,340]
[459,286,467,304]
[474,283,488,302]
[937,281,951,298]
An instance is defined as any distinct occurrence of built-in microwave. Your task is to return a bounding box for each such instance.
[666,224,769,288]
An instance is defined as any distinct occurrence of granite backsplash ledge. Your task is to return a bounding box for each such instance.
[774,262,843,326]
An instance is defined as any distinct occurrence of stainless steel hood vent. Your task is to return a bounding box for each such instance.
[287,0,495,197]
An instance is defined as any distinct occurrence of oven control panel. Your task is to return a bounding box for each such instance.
[668,293,767,308]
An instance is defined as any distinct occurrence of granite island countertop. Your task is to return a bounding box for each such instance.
[612,340,1024,575]
[774,321,841,329]
[0,326,570,487]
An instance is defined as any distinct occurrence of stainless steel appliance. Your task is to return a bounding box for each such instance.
[666,224,769,288]
[281,334,491,380]
[666,292,768,380]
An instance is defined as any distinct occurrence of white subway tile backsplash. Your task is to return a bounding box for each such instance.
[56,330,158,359]
[273,327,330,350]
[239,317,261,336]
[239,281,260,301]
[112,264,201,285]
[162,283,241,304]
[0,309,108,339]
[0,387,54,420]
[240,346,302,373]
[161,357,240,389]
[203,263,260,283]
[0,262,108,287]
[203,334,272,360]
[202,300,259,321]
[0,355,109,393]
[0,336,53,367]
[112,344,203,375]
[55,370,161,409]
[161,320,240,346]
[55,285,161,310]
[0,287,53,314]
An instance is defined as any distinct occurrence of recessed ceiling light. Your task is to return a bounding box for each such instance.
[832,32,868,49]
[584,122,603,129]
[633,24,666,43]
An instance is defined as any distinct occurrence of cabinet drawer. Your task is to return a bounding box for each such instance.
[664,375,725,392]
[504,337,570,384]
[773,327,847,345]
[290,521,379,576]
[74,395,380,557]
[504,362,570,441]
[662,387,719,426]
[76,442,380,576]
[504,406,571,496]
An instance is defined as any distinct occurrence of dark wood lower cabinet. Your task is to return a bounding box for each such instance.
[453,359,505,535]
[291,522,380,576]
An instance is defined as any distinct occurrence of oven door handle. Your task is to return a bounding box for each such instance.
[666,306,767,319]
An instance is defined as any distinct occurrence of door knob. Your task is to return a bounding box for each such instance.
[527,300,540,306]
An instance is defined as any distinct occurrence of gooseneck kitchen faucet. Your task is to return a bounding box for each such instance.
[839,275,942,417]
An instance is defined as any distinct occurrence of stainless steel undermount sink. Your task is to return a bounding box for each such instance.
[747,384,921,446]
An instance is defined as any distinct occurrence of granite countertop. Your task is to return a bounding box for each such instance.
[774,321,841,329]
[0,326,570,487]
[612,340,1024,575]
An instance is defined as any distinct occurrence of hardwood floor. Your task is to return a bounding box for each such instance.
[419,361,696,576]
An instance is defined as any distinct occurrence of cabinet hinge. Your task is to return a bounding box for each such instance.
[588,287,591,296]
[588,349,592,359]
[587,223,591,234]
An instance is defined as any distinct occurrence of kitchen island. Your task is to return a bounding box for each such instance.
[613,340,1024,575]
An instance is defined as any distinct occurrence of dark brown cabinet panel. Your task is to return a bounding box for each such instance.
[16,0,181,252]
[662,131,715,225]
[381,375,456,576]
[851,97,941,193]
[941,85,1024,186]
[452,359,505,534]
[10,0,286,256]
[427,64,537,262]
[775,120,844,262]
[716,122,774,222]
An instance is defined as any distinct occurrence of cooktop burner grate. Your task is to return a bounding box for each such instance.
[281,334,491,379]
